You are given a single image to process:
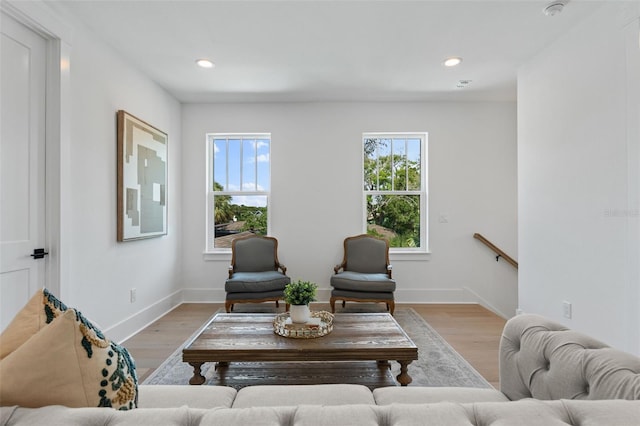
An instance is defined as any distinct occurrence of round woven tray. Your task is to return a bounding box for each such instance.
[273,311,334,338]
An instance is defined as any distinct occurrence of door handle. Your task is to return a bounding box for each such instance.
[30,248,49,259]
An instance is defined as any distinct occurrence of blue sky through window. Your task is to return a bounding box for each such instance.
[213,137,270,207]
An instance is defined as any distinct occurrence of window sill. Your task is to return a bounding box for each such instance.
[204,251,431,262]
[203,251,231,261]
[389,251,431,261]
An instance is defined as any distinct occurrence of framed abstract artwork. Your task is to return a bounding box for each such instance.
[117,110,168,241]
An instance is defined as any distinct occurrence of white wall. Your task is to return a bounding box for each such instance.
[518,3,640,354]
[60,15,183,341]
[9,3,518,344]
[182,102,518,317]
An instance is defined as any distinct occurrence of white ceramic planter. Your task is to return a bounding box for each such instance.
[290,304,310,323]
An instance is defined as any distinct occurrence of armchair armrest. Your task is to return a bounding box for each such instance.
[228,265,234,279]
[387,264,393,279]
[277,263,287,275]
[334,263,345,274]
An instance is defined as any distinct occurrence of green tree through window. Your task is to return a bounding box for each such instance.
[363,134,427,250]
[207,134,270,250]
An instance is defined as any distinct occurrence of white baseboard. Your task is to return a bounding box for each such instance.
[182,287,482,305]
[104,290,183,344]
[181,288,226,303]
[107,286,508,343]
[462,286,510,319]
[395,288,479,304]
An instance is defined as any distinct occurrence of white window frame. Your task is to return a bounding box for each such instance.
[205,133,271,254]
[362,132,429,254]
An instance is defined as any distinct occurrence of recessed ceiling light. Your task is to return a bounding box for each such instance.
[443,57,463,67]
[543,1,566,16]
[196,59,215,69]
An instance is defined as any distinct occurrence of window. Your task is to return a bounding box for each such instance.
[363,133,428,252]
[206,133,270,251]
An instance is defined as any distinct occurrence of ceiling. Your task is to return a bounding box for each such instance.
[47,0,607,103]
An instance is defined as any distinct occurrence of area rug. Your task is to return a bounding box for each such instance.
[142,308,492,389]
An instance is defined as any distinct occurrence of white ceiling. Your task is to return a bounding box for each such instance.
[48,0,607,103]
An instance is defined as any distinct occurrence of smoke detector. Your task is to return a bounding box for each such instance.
[543,1,567,16]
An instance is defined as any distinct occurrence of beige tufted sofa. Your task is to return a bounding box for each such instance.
[2,314,639,425]
[500,314,640,401]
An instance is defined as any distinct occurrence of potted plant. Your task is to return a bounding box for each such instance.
[284,280,318,323]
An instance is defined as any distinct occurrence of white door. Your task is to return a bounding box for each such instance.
[0,12,47,332]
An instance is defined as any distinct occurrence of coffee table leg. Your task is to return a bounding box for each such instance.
[396,361,412,386]
[188,362,205,385]
[377,360,391,369]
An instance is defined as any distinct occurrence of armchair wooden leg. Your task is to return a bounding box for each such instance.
[275,300,280,308]
[329,297,336,314]
[388,301,395,316]
[225,301,233,313]
[285,303,290,312]
[342,300,346,308]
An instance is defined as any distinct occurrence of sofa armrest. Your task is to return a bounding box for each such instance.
[499,314,640,401]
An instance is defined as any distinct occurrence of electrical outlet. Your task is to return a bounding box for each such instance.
[130,288,137,303]
[562,301,572,319]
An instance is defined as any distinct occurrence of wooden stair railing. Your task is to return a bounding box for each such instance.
[473,233,518,269]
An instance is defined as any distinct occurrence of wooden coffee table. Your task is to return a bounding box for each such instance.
[182,312,418,386]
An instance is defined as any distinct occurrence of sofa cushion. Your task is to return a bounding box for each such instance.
[0,406,16,425]
[3,400,640,426]
[0,288,67,360]
[232,384,375,408]
[385,403,474,426]
[0,405,206,426]
[561,399,640,426]
[293,405,380,426]
[138,385,236,409]
[201,406,295,426]
[466,399,570,425]
[0,309,137,410]
[373,386,509,405]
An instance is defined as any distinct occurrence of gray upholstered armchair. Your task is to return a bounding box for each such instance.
[225,235,291,313]
[330,234,396,315]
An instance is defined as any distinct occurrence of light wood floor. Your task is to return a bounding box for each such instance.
[122,303,506,388]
